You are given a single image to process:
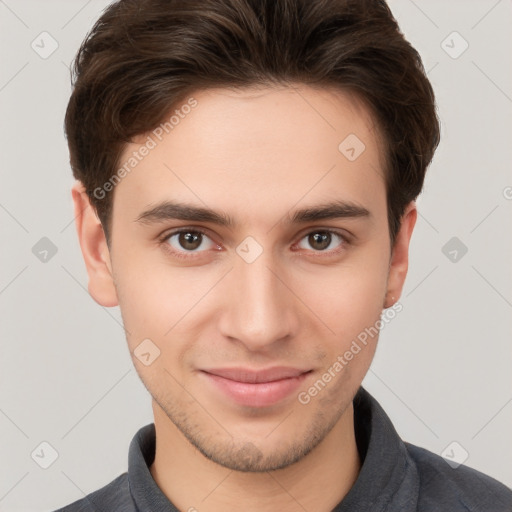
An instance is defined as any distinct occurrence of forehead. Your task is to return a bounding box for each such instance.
[112,84,387,228]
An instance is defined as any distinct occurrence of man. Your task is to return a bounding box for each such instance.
[55,0,512,510]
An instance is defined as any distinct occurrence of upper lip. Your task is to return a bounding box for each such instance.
[201,366,312,383]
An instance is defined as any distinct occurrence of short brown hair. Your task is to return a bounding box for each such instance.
[65,0,440,248]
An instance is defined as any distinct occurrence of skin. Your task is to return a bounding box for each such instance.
[72,84,416,512]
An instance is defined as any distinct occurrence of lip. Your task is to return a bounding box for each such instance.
[200,366,313,407]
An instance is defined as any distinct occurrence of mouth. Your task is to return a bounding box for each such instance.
[199,366,313,407]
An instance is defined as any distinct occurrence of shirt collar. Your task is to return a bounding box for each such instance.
[332,386,420,511]
[128,422,179,511]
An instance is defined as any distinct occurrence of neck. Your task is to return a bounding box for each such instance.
[149,401,361,512]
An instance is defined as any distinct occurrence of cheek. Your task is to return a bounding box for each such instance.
[112,253,177,343]
[113,249,219,352]
[299,256,388,334]
[294,258,389,385]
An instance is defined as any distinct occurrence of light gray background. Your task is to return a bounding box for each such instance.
[1,0,511,510]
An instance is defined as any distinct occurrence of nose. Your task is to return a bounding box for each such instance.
[218,250,298,351]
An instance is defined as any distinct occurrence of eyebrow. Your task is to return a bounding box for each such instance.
[134,199,371,228]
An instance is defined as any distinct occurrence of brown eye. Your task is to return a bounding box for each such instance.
[308,232,331,250]
[163,229,217,256]
[178,231,203,250]
[296,230,346,253]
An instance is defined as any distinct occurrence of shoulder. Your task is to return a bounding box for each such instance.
[52,472,135,512]
[405,442,512,512]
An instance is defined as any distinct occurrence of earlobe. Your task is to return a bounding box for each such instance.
[71,181,119,307]
[383,201,417,309]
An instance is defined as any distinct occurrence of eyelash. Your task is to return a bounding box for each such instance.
[158,227,351,260]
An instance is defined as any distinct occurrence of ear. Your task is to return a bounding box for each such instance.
[383,201,417,309]
[71,181,119,307]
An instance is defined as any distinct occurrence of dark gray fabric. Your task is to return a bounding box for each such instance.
[53,386,512,511]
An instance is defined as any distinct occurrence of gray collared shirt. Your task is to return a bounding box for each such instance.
[54,386,512,511]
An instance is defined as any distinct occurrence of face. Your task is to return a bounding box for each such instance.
[74,85,415,472]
